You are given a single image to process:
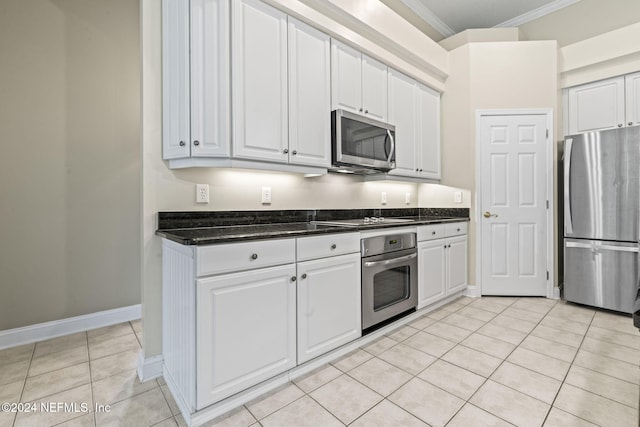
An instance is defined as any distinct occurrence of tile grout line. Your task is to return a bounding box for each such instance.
[443,298,561,426]
[540,307,596,426]
[11,341,36,427]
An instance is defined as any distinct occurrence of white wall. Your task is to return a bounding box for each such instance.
[0,0,141,330]
[441,40,558,286]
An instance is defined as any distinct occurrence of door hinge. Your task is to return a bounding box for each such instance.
[547,271,549,280]
[546,129,549,139]
[546,200,549,209]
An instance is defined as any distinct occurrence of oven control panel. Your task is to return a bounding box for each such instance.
[361,232,417,257]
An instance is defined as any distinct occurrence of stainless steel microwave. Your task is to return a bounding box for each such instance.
[331,109,396,174]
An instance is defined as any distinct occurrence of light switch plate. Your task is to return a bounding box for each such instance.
[405,192,411,205]
[454,191,463,204]
[261,187,272,204]
[381,192,387,205]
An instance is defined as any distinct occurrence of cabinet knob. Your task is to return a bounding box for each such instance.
[444,244,447,249]
[419,169,423,172]
[283,148,289,154]
[291,276,297,282]
[292,150,297,155]
[301,273,307,279]
[629,122,634,126]
[618,124,623,127]
[359,108,363,112]
[432,231,436,235]
[457,228,460,232]
[365,110,369,114]
[331,244,337,250]
[179,141,185,147]
[250,253,258,260]
[416,168,419,172]
[193,140,200,146]
[448,244,451,248]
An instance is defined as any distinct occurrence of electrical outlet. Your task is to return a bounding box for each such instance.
[381,192,387,205]
[405,192,411,205]
[454,191,463,204]
[261,187,272,204]
[196,184,209,204]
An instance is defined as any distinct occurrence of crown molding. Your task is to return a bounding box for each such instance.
[400,0,455,38]
[495,0,581,28]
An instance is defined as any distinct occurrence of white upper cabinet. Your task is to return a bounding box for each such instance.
[387,69,441,180]
[162,0,230,161]
[232,0,288,162]
[287,17,331,168]
[625,71,640,127]
[566,76,625,135]
[362,56,388,121]
[331,40,388,121]
[387,69,417,176]
[416,83,441,180]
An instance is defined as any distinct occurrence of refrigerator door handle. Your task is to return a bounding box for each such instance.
[564,138,574,235]
[566,241,640,253]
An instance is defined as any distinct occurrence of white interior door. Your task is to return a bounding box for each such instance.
[480,114,548,296]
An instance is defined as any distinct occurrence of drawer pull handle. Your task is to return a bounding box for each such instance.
[250,253,258,260]
[301,273,307,279]
[331,244,337,250]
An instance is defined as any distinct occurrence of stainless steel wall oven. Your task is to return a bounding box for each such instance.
[361,232,418,332]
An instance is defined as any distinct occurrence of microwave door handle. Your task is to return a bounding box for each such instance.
[386,129,395,164]
[363,252,416,268]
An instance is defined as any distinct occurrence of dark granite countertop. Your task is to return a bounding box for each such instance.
[157,209,469,245]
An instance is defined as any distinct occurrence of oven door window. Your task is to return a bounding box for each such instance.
[373,265,410,311]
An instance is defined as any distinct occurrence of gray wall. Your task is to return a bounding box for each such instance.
[0,0,141,330]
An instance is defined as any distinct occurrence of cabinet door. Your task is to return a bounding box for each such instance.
[362,55,388,121]
[331,40,362,114]
[190,0,230,157]
[416,84,441,180]
[625,72,640,127]
[567,76,625,134]
[387,69,417,177]
[418,240,446,309]
[446,236,468,294]
[297,254,361,363]
[162,0,191,159]
[288,18,331,168]
[232,0,288,162]
[196,264,296,409]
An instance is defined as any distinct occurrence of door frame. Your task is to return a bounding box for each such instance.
[474,109,556,298]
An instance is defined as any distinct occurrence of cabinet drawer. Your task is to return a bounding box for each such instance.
[297,233,360,261]
[445,222,467,237]
[196,238,295,277]
[417,224,446,242]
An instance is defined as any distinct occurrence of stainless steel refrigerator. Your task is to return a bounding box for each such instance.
[563,126,640,313]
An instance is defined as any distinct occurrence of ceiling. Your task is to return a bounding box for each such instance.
[398,0,581,38]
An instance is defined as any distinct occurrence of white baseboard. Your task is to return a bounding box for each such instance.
[0,304,141,350]
[552,286,561,299]
[463,284,480,298]
[137,351,163,383]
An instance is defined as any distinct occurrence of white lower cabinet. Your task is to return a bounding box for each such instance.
[196,264,297,409]
[446,235,468,294]
[417,222,468,308]
[297,253,361,363]
[418,239,446,308]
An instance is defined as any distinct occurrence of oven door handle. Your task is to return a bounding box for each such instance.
[363,252,417,268]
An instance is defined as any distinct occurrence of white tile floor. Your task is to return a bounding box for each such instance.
[0,297,638,426]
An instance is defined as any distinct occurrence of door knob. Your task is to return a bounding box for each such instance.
[483,211,498,218]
